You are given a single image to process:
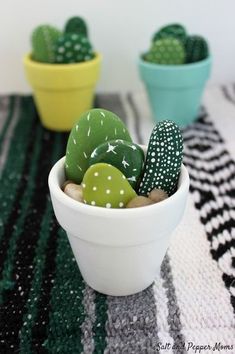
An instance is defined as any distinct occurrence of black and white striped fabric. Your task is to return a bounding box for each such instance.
[0,86,234,353]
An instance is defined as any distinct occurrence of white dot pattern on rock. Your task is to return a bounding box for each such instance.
[138,120,183,197]
[55,33,94,64]
[144,37,185,65]
[82,163,136,208]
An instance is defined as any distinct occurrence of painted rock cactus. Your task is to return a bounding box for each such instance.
[153,23,187,43]
[138,120,183,197]
[82,163,137,208]
[88,140,144,189]
[144,37,185,65]
[185,35,209,63]
[65,109,132,184]
[64,16,88,37]
[54,33,94,64]
[31,25,62,63]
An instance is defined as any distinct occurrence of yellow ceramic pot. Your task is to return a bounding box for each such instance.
[23,53,101,131]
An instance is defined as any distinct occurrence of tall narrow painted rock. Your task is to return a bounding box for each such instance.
[65,109,132,184]
[138,120,183,196]
[64,16,88,37]
[144,38,185,65]
[82,163,137,208]
[153,24,187,43]
[88,140,144,189]
[185,35,209,63]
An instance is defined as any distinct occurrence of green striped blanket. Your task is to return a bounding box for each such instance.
[0,89,235,353]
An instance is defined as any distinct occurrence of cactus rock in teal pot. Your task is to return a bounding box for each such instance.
[153,23,187,43]
[65,109,132,184]
[54,33,94,64]
[31,25,62,63]
[82,163,137,208]
[185,35,209,63]
[138,120,183,197]
[88,140,145,189]
[65,16,88,37]
[144,37,185,65]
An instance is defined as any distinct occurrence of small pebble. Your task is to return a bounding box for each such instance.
[62,180,73,191]
[148,188,168,203]
[126,196,154,208]
[63,182,83,202]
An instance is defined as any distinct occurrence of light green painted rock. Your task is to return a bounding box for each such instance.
[82,163,137,208]
[65,109,132,184]
[138,120,183,197]
[88,140,144,189]
[144,37,185,65]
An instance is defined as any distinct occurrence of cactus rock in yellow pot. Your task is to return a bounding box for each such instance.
[23,18,101,132]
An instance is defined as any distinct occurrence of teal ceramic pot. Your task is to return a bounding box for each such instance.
[138,56,212,126]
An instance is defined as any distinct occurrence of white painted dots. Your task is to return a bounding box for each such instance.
[106,203,111,208]
[120,190,124,195]
[106,189,111,194]
[107,176,112,180]
[138,120,183,196]
[94,172,99,177]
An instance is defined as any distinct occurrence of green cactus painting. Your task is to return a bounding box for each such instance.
[54,33,94,64]
[153,23,187,43]
[31,25,62,63]
[64,16,88,37]
[144,37,185,65]
[185,35,209,63]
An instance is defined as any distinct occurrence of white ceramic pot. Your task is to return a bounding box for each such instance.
[48,149,189,296]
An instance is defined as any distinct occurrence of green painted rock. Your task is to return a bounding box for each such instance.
[82,163,137,208]
[54,33,94,64]
[185,35,209,63]
[64,16,88,37]
[138,120,183,197]
[65,109,132,184]
[31,25,62,63]
[152,23,187,42]
[144,37,185,65]
[88,140,144,189]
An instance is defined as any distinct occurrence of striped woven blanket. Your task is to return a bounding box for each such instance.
[0,86,234,353]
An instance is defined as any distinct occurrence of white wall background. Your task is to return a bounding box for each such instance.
[0,0,234,93]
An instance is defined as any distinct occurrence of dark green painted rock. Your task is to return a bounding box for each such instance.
[64,16,88,37]
[144,37,185,65]
[152,23,187,43]
[88,140,144,189]
[65,109,132,184]
[54,33,94,64]
[185,35,209,63]
[82,163,137,208]
[138,120,183,196]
